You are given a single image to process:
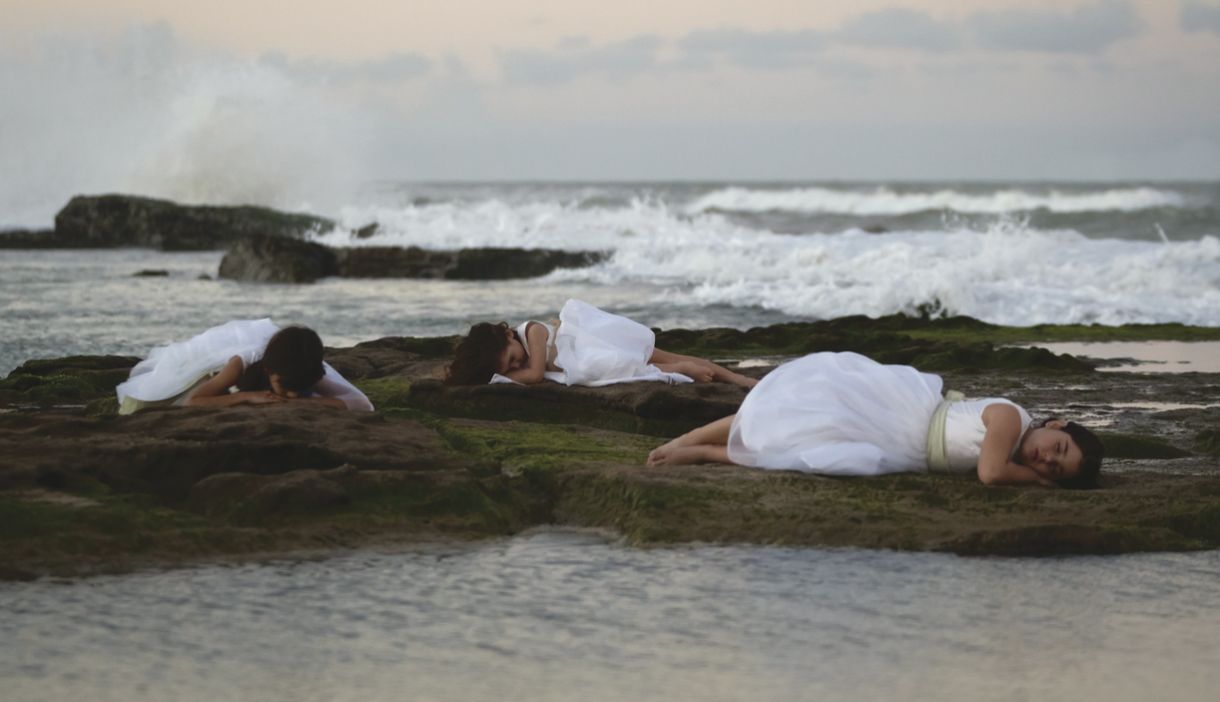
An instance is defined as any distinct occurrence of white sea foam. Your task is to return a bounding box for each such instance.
[314,200,1220,327]
[684,186,1188,216]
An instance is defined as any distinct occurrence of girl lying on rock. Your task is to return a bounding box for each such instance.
[647,351,1103,488]
[445,298,757,389]
[116,320,373,413]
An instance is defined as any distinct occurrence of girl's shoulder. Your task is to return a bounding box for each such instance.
[517,320,555,341]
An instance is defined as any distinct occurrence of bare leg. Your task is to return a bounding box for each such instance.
[650,349,757,389]
[647,415,735,466]
[647,443,731,466]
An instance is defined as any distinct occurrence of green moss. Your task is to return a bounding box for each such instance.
[434,419,655,473]
[0,493,206,542]
[359,376,413,409]
[1098,432,1192,459]
[652,314,1220,362]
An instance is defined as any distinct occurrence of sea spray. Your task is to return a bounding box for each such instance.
[314,197,1220,326]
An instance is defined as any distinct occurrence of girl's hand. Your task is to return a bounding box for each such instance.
[240,391,285,405]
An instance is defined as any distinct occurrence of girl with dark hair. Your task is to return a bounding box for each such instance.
[445,298,757,389]
[116,319,373,413]
[647,351,1103,489]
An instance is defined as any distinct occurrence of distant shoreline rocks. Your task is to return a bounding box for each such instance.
[217,235,607,283]
[0,194,608,283]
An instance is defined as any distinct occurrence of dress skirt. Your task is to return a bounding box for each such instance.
[553,299,661,386]
[116,319,279,408]
[727,352,945,475]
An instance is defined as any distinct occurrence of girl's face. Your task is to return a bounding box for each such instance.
[495,331,528,375]
[1018,420,1083,481]
[267,373,299,398]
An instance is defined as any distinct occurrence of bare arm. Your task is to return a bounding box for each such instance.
[976,403,1055,487]
[182,356,283,407]
[504,322,550,385]
[304,364,375,411]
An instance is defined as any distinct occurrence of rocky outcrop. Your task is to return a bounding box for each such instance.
[3,315,1220,578]
[0,228,59,248]
[218,239,606,283]
[0,195,333,250]
[218,235,338,283]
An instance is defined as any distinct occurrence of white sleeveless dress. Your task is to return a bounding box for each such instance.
[727,352,1030,476]
[115,319,374,413]
[496,299,690,386]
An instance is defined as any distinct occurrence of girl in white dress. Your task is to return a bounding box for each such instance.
[116,320,374,413]
[445,298,758,389]
[647,351,1103,489]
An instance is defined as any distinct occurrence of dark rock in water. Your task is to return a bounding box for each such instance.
[862,225,889,234]
[446,248,605,280]
[334,246,455,278]
[334,246,606,280]
[353,222,379,239]
[49,194,332,250]
[218,234,338,283]
[132,269,169,277]
[197,273,213,280]
[0,228,59,249]
[1194,429,1220,457]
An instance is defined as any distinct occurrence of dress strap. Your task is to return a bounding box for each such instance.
[925,390,965,473]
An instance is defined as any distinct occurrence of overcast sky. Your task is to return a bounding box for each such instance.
[1,0,1218,202]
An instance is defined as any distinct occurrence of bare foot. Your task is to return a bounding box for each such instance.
[647,444,713,466]
[677,360,715,382]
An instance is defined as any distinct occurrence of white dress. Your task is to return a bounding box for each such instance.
[492,299,691,386]
[115,319,374,413]
[727,352,1030,476]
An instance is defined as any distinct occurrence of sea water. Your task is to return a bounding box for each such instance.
[3,530,1219,702]
[2,181,1218,374]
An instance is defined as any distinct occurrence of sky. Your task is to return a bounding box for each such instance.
[1,0,1218,219]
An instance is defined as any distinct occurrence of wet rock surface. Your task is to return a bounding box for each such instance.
[218,234,338,283]
[3,315,1220,577]
[0,195,333,250]
[219,240,607,283]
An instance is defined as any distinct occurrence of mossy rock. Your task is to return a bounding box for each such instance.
[1098,432,1192,459]
[1,355,137,407]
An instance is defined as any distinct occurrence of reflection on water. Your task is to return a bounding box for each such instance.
[1029,341,1220,374]
[4,530,1220,702]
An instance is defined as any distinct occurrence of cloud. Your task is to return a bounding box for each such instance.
[500,35,662,84]
[836,7,961,52]
[259,52,431,84]
[1181,1,1220,34]
[677,28,826,69]
[966,0,1143,53]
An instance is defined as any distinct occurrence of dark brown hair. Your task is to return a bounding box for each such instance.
[1038,418,1104,490]
[444,322,512,385]
[237,326,325,394]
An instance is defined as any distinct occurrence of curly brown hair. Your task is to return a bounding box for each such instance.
[444,322,512,385]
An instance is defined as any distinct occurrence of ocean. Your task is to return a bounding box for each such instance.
[2,180,1217,374]
[4,530,1220,702]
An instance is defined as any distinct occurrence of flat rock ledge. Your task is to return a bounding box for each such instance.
[3,315,1220,579]
[217,235,606,283]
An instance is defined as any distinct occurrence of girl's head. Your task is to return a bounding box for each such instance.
[1017,419,1104,489]
[445,322,523,385]
[239,326,326,396]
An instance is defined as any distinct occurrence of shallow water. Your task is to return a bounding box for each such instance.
[3,530,1219,702]
[1031,341,1220,374]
